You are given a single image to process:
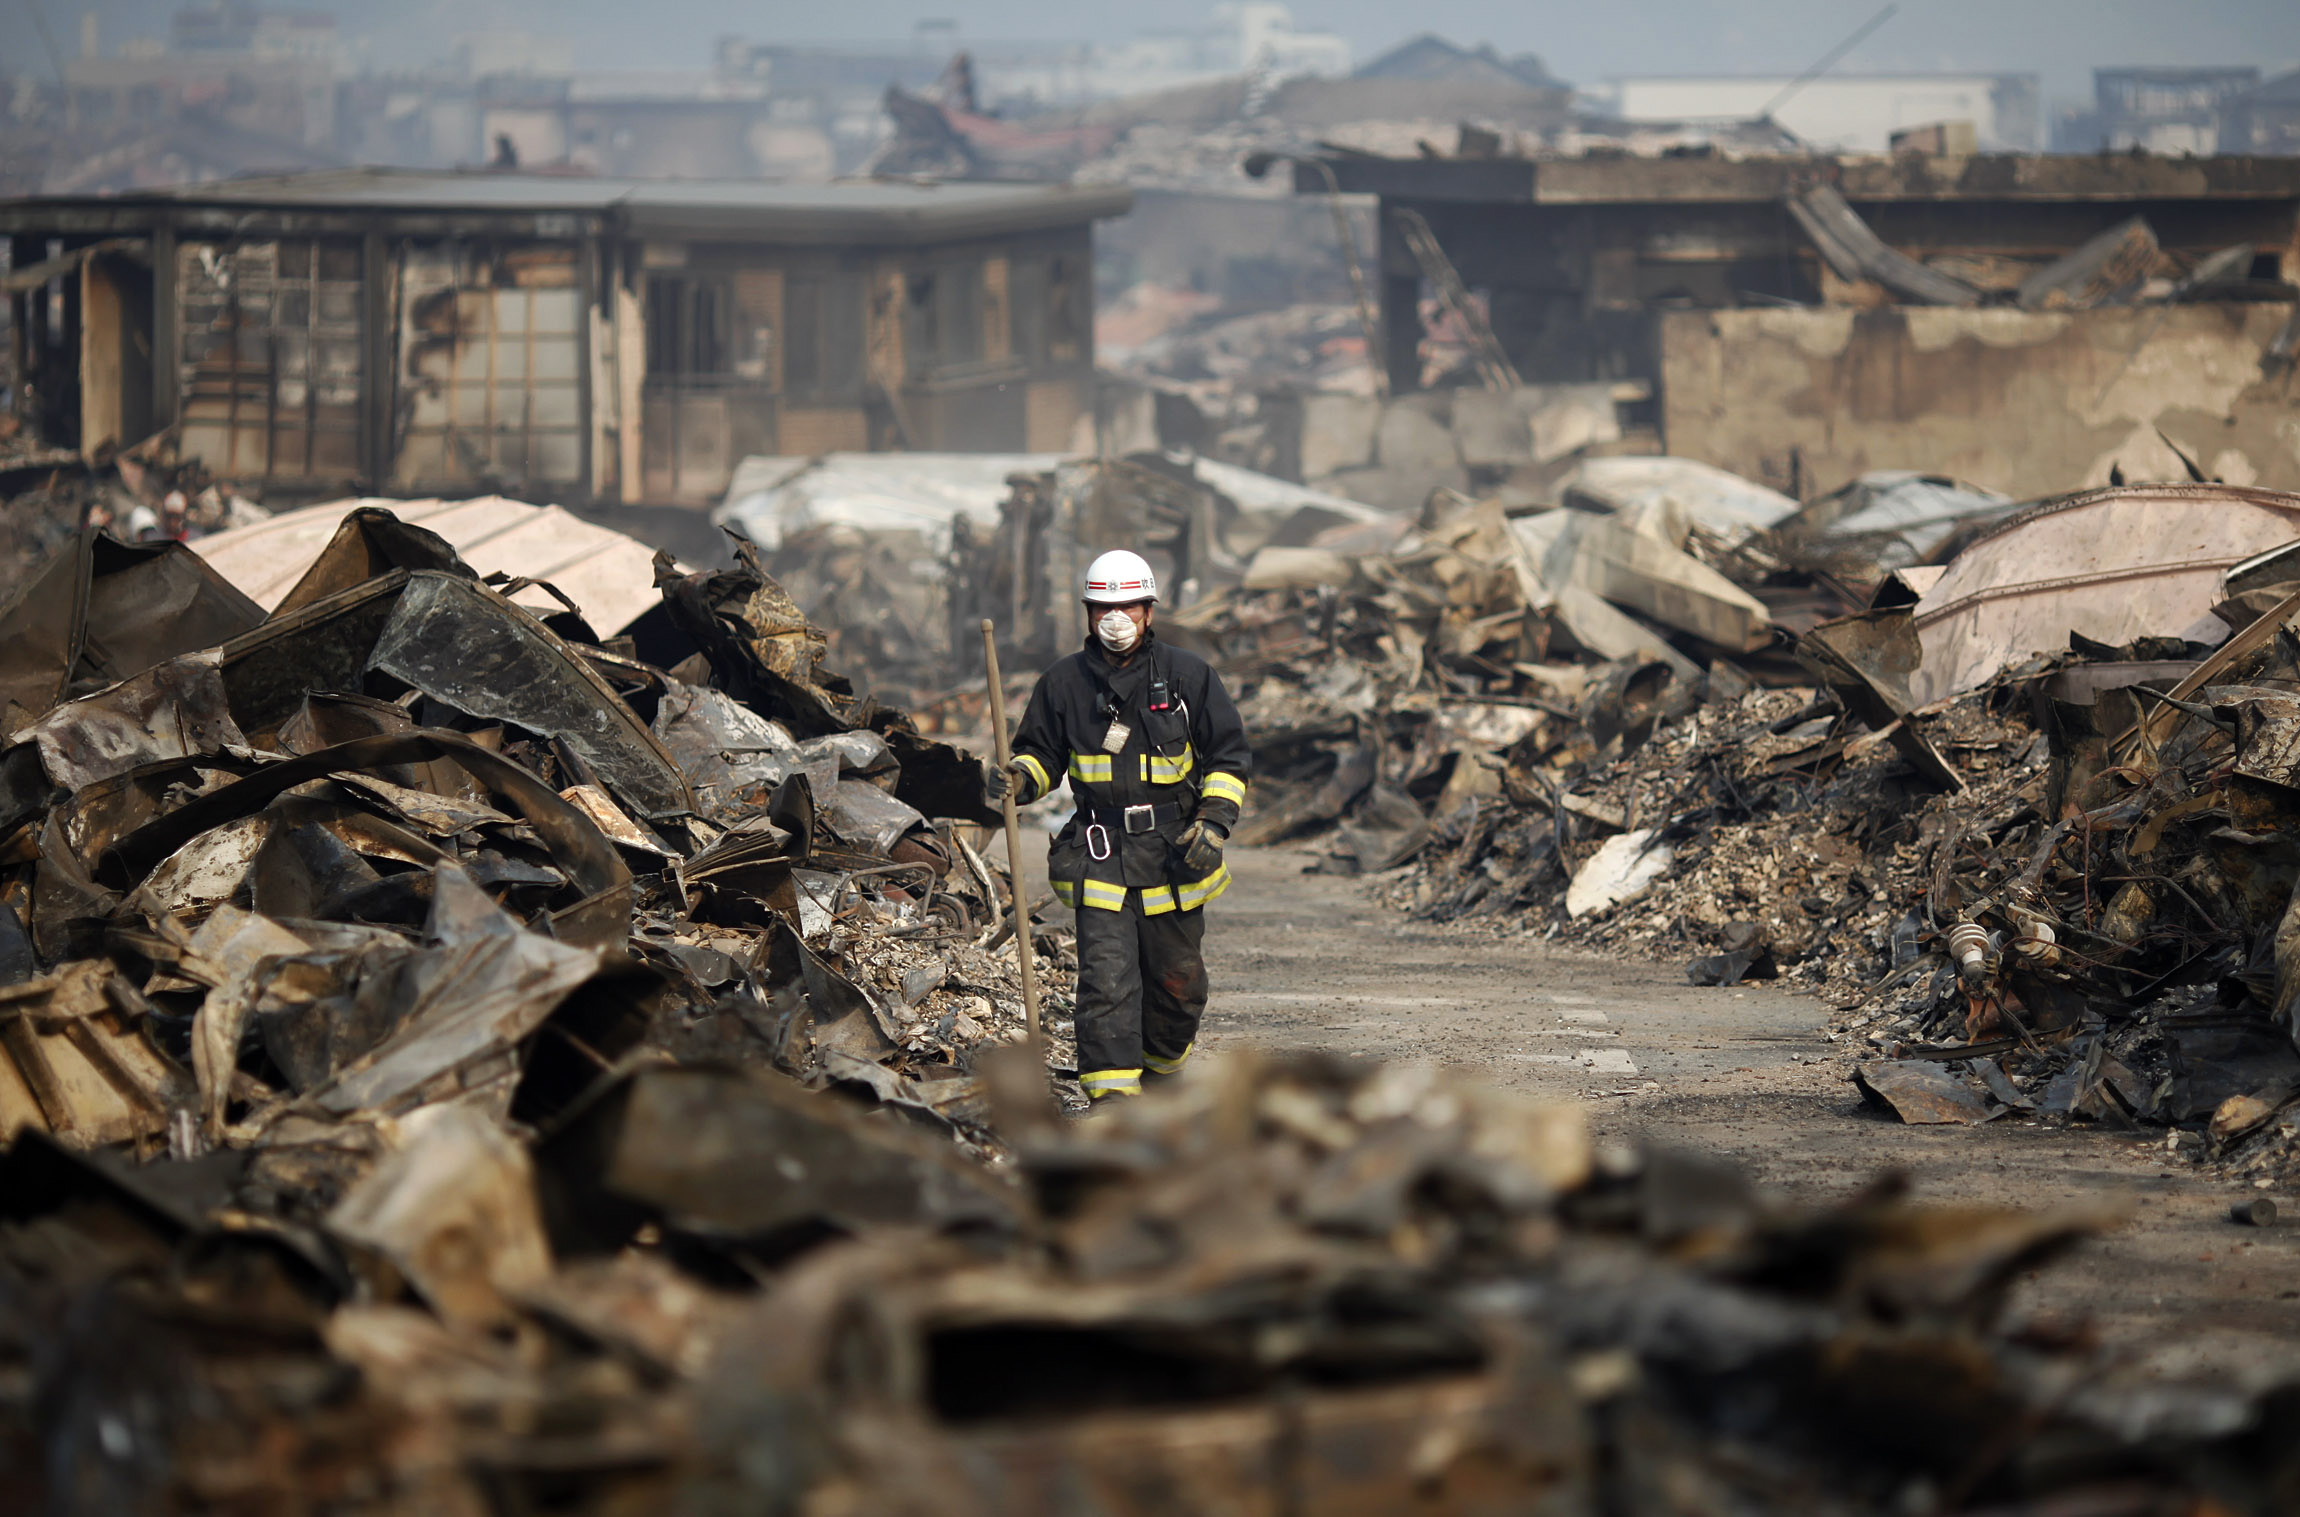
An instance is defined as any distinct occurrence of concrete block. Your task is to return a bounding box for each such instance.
[1298,393,1381,480]
[1451,388,1534,466]
[1375,395,1459,473]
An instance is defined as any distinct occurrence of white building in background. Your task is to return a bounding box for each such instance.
[1591,73,2042,153]
[977,4,1351,107]
[1225,3,1352,78]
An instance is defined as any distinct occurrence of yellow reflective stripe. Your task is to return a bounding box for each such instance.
[1175,862,1232,911]
[1079,878,1128,911]
[1139,885,1180,916]
[1142,745,1195,785]
[1051,877,1078,907]
[1202,771,1247,805]
[1014,753,1051,798]
[1079,1068,1142,1098]
[1144,1043,1193,1075]
[1069,753,1113,783]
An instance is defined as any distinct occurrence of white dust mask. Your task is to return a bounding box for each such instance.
[1096,608,1140,653]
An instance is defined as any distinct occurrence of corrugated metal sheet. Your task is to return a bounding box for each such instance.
[191,496,672,634]
[1908,484,2300,705]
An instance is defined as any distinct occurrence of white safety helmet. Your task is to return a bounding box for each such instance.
[1082,549,1159,605]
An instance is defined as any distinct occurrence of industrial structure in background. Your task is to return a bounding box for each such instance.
[2,170,1126,504]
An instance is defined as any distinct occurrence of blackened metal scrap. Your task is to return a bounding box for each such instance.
[216,568,414,737]
[300,866,602,1119]
[21,650,251,794]
[654,539,860,739]
[1852,1059,2001,1125]
[0,530,267,740]
[366,571,697,822]
[269,505,478,618]
[541,1062,1017,1251]
[94,730,635,948]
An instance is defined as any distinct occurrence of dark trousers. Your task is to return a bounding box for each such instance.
[1072,899,1208,1085]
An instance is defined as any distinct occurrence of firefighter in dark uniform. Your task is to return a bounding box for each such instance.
[986,550,1251,1103]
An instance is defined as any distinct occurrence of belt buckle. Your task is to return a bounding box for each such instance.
[1123,804,1156,834]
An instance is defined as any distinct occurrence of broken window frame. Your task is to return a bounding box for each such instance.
[644,274,734,382]
[903,258,990,382]
[782,270,866,400]
[177,236,366,483]
[393,239,586,491]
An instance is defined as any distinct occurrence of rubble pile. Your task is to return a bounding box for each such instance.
[1167,481,1843,873]
[1834,607,2300,1171]
[0,501,1078,1158]
[1194,470,2300,1181]
[14,1007,2300,1510]
[7,495,2300,1508]
[1397,676,2040,984]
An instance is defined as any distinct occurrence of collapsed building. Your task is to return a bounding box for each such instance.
[1217,148,2300,504]
[1,169,1130,505]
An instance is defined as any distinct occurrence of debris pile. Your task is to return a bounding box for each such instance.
[5,494,2300,1507]
[1166,476,1840,873]
[1191,468,2300,1179]
[1834,572,2300,1172]
[0,504,1072,1156]
[17,1001,2300,1510]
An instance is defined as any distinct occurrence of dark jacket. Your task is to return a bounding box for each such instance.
[1010,632,1250,913]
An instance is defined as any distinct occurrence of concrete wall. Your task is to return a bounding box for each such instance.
[1659,303,2300,501]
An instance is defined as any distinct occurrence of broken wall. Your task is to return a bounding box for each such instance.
[1659,302,2300,500]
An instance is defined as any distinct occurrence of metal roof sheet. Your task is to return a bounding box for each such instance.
[191,495,673,634]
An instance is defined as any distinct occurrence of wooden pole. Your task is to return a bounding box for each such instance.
[981,620,1042,1043]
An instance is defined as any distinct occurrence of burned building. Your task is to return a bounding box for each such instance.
[2,169,1129,504]
[1270,148,2300,498]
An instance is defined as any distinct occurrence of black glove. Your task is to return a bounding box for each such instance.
[1179,819,1226,874]
[986,760,1023,803]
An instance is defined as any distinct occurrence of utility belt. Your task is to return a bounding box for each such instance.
[1077,800,1190,861]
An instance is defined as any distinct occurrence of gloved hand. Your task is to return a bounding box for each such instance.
[1178,819,1226,874]
[985,759,1025,803]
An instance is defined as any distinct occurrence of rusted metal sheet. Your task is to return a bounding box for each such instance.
[1853,1059,2000,1125]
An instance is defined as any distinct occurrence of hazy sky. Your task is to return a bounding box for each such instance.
[21,0,2300,106]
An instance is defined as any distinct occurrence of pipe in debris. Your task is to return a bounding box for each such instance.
[981,620,1042,1045]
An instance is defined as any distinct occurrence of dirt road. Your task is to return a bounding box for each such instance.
[1169,845,2300,1386]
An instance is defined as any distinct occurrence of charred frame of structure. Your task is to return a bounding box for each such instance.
[1,170,1131,504]
[1286,151,2300,396]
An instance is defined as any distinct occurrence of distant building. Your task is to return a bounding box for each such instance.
[1355,34,1561,90]
[2054,67,2264,154]
[1593,73,2042,154]
[2226,70,2300,157]
[2,170,1131,503]
[168,3,343,66]
[62,3,343,149]
[977,4,1351,107]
